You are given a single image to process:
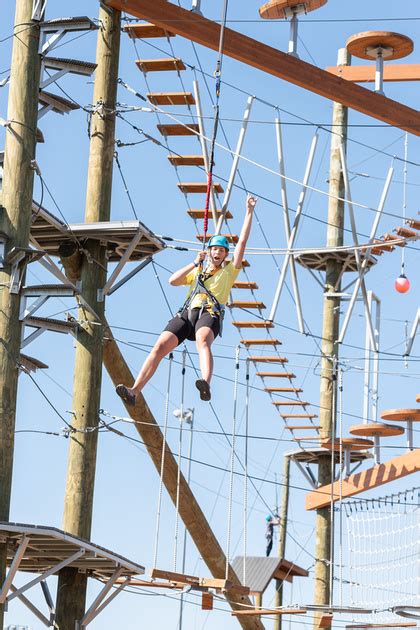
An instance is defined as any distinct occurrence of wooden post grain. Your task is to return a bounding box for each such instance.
[55,6,121,628]
[0,1,42,624]
[313,48,350,628]
[274,455,290,630]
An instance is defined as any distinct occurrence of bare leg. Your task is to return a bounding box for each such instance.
[195,327,215,383]
[130,331,179,396]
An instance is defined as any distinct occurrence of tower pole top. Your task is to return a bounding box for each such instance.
[346,31,414,61]
[259,0,327,20]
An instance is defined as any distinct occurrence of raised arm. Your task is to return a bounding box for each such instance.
[233,194,257,269]
[169,250,206,286]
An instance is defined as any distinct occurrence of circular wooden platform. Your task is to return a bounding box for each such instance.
[288,447,372,464]
[321,437,374,452]
[295,250,377,272]
[259,0,327,20]
[346,31,414,61]
[416,394,420,403]
[349,422,405,438]
[380,409,420,422]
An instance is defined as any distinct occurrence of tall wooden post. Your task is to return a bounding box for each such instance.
[313,48,350,627]
[55,7,121,628]
[274,454,290,630]
[0,1,42,625]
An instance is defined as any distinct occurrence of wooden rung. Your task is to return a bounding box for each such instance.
[287,425,321,430]
[179,183,224,194]
[188,208,233,219]
[197,232,237,243]
[150,568,200,583]
[229,301,266,309]
[265,387,302,392]
[407,218,420,230]
[242,339,282,346]
[168,155,205,166]
[157,123,199,137]
[148,92,195,105]
[280,414,318,418]
[233,321,274,329]
[292,437,320,441]
[273,401,309,406]
[248,356,288,363]
[232,609,306,617]
[257,372,295,378]
[319,613,333,628]
[136,58,185,72]
[123,22,175,39]
[233,281,258,289]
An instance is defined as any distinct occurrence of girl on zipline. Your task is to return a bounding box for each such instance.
[116,194,257,404]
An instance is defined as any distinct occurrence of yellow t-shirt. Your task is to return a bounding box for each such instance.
[183,262,240,310]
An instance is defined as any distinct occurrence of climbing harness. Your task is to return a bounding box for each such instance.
[177,267,225,337]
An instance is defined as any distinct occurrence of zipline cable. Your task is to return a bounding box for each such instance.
[225,344,240,580]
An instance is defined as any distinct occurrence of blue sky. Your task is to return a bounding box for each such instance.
[1,1,420,628]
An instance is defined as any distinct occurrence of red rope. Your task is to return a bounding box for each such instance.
[203,170,213,245]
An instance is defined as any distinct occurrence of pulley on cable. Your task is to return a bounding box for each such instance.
[395,133,410,294]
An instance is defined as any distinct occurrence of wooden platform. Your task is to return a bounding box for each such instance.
[157,123,199,136]
[295,250,377,272]
[259,0,327,19]
[346,31,414,61]
[381,409,420,422]
[350,423,404,437]
[168,155,204,166]
[105,0,420,137]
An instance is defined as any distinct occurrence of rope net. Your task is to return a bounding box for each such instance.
[344,488,420,626]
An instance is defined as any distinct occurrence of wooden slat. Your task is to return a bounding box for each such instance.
[248,356,288,363]
[265,387,302,392]
[306,449,420,510]
[148,92,194,105]
[232,609,306,617]
[280,414,318,419]
[188,208,233,219]
[168,155,204,166]
[123,22,175,38]
[105,0,420,137]
[136,58,185,72]
[327,63,420,83]
[233,281,258,289]
[179,183,224,194]
[157,123,199,137]
[257,372,295,378]
[242,339,281,346]
[151,568,200,583]
[272,401,309,406]
[287,425,321,430]
[233,321,273,329]
[230,301,266,309]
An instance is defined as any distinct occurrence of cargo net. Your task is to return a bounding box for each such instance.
[344,487,420,627]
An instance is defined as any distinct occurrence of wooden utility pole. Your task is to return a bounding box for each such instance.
[274,454,290,630]
[313,48,350,627]
[0,1,42,625]
[55,6,121,628]
[102,322,264,630]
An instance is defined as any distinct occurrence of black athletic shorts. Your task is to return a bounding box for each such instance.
[164,308,220,345]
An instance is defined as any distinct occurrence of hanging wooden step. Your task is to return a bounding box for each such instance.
[287,425,321,430]
[179,183,224,194]
[136,58,185,73]
[233,281,258,290]
[168,155,205,166]
[241,339,281,346]
[280,414,318,419]
[148,92,195,105]
[124,22,175,39]
[248,356,288,363]
[272,401,309,406]
[19,353,48,373]
[229,301,266,309]
[39,90,80,114]
[157,123,199,137]
[43,57,97,77]
[233,321,274,329]
[265,387,302,393]
[257,372,295,378]
[197,232,237,243]
[188,208,233,219]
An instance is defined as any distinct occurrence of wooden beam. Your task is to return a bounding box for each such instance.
[105,0,420,136]
[306,449,420,510]
[232,609,306,617]
[102,321,263,630]
[327,64,420,83]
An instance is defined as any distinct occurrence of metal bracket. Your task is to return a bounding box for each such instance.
[100,227,144,300]
[40,67,68,90]
[78,567,126,627]
[40,28,66,55]
[32,0,47,21]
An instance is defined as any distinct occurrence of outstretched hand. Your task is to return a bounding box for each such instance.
[247,193,258,212]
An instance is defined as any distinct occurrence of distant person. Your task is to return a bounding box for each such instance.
[265,514,280,557]
[116,194,257,404]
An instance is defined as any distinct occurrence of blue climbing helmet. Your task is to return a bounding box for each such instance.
[265,514,272,522]
[207,235,229,251]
